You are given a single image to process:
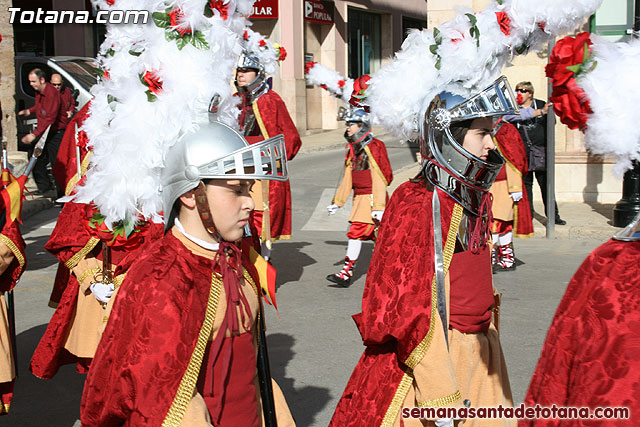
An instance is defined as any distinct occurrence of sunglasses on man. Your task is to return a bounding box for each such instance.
[515,88,531,93]
[52,83,62,87]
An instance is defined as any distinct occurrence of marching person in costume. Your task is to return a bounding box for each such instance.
[236,29,302,260]
[305,64,393,287]
[0,219,26,414]
[522,33,640,426]
[328,0,601,425]
[489,119,534,272]
[326,105,392,287]
[81,120,296,427]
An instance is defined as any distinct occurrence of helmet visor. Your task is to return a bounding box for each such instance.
[448,76,519,122]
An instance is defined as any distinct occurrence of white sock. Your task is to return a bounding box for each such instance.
[260,241,272,261]
[492,233,499,246]
[346,239,362,261]
[499,231,513,247]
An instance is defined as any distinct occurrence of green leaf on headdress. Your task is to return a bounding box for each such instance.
[176,34,189,50]
[146,91,157,102]
[465,13,477,26]
[129,49,143,57]
[435,57,442,70]
[429,44,438,55]
[152,11,170,28]
[192,31,210,50]
[106,48,115,56]
[566,64,581,74]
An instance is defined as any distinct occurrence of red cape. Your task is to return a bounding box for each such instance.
[331,181,460,426]
[366,138,393,185]
[52,102,91,195]
[494,122,534,237]
[246,90,302,240]
[521,239,640,426]
[81,231,260,426]
[30,201,163,379]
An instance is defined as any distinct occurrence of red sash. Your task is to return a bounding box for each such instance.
[448,246,494,333]
[352,169,372,195]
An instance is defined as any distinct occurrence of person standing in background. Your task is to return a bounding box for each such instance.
[51,73,76,127]
[503,81,566,225]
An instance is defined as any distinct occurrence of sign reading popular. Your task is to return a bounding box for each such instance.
[250,0,278,19]
[304,0,334,25]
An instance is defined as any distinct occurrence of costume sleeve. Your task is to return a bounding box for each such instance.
[0,222,26,293]
[365,140,393,209]
[33,89,62,137]
[371,166,387,210]
[275,97,301,161]
[505,161,522,193]
[502,107,534,123]
[333,163,352,207]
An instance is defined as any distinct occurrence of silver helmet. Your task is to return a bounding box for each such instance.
[161,121,288,230]
[420,76,519,215]
[338,106,372,144]
[235,51,268,99]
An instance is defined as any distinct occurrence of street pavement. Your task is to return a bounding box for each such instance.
[1,132,618,426]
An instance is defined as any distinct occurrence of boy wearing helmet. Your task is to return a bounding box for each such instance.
[81,122,295,427]
[326,106,392,287]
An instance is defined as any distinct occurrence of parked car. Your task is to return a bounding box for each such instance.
[15,56,98,151]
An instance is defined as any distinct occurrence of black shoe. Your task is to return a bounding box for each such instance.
[326,274,351,288]
[555,218,567,225]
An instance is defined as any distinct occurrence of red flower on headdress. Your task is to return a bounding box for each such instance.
[495,11,511,36]
[352,75,370,96]
[545,32,593,130]
[278,46,287,61]
[305,61,316,75]
[338,80,345,88]
[258,39,267,47]
[209,0,228,20]
[84,205,149,250]
[106,0,115,5]
[168,8,191,37]
[102,69,110,80]
[243,30,249,41]
[143,70,163,95]
[76,130,89,150]
[538,22,546,32]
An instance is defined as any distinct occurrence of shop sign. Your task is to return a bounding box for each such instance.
[304,0,334,25]
[250,0,278,19]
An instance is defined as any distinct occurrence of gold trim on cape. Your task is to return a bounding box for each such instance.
[364,145,389,187]
[0,234,25,273]
[380,203,464,427]
[162,273,224,427]
[418,390,462,408]
[64,151,93,196]
[64,237,100,269]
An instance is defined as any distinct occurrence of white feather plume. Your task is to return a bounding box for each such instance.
[241,28,283,76]
[368,0,602,140]
[578,36,640,175]
[305,62,354,103]
[68,0,252,227]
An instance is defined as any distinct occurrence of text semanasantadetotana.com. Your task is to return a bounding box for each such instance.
[402,404,630,420]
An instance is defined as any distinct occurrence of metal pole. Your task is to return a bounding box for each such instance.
[546,40,556,238]
[612,0,640,227]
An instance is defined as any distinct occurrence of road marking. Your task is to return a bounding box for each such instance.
[39,219,58,229]
[301,188,353,232]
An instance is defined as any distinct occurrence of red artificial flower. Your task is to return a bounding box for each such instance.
[103,69,110,80]
[209,0,228,20]
[168,8,191,37]
[143,70,163,95]
[538,21,546,32]
[76,130,89,150]
[243,30,249,41]
[278,46,287,61]
[320,84,327,90]
[84,205,149,250]
[106,0,115,5]
[352,75,370,95]
[258,39,267,47]
[304,61,316,75]
[495,11,511,36]
[545,32,593,130]
[338,80,345,88]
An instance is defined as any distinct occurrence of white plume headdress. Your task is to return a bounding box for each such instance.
[66,0,253,228]
[240,27,286,76]
[367,0,603,141]
[304,62,354,104]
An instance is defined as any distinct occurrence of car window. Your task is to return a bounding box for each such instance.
[55,59,99,92]
[20,62,54,98]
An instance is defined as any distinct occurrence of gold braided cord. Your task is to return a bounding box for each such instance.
[0,234,25,272]
[64,151,93,195]
[242,268,259,297]
[404,203,464,370]
[417,390,462,408]
[380,203,464,426]
[113,273,126,290]
[162,273,223,427]
[364,145,389,187]
[64,237,100,269]
[252,103,270,139]
[76,267,101,285]
[380,371,414,427]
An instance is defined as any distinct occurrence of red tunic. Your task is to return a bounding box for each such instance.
[243,90,301,240]
[29,202,163,379]
[520,239,640,427]
[330,180,463,426]
[80,231,262,426]
[32,82,65,136]
[49,102,92,307]
[493,122,534,237]
[0,221,26,414]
